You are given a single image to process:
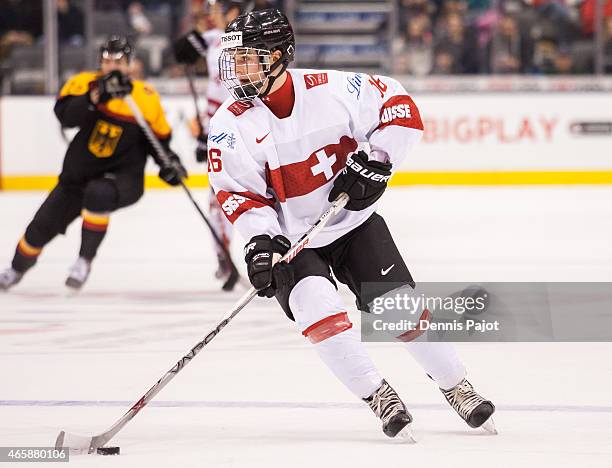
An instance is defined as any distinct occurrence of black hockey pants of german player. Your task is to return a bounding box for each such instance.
[11,173,144,274]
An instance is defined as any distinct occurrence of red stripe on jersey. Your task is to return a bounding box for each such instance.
[96,104,171,139]
[266,135,358,202]
[216,190,275,223]
[376,95,424,132]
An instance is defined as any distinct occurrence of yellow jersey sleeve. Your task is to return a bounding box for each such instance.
[132,81,172,139]
[58,71,98,98]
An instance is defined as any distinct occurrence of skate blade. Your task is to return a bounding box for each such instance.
[481,417,498,435]
[64,283,83,297]
[65,278,84,291]
[396,423,417,443]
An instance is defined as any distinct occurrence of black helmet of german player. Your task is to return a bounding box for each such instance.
[100,35,134,62]
[218,8,295,102]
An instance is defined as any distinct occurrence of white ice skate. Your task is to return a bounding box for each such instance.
[365,380,416,443]
[65,257,92,290]
[0,267,23,291]
[441,378,497,434]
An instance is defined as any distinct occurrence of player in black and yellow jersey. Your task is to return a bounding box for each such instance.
[0,35,187,291]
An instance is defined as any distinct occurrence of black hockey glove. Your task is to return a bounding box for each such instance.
[159,154,188,186]
[173,30,207,65]
[195,133,208,163]
[97,70,133,104]
[244,234,293,298]
[329,150,392,211]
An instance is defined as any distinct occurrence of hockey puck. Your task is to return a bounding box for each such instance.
[96,447,120,455]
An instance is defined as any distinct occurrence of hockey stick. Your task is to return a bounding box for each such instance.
[185,65,206,138]
[55,191,350,454]
[123,94,240,291]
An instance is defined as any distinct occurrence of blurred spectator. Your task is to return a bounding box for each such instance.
[440,0,469,17]
[0,0,43,39]
[606,16,612,73]
[400,0,435,30]
[0,0,43,62]
[552,47,577,73]
[532,37,557,73]
[486,13,534,73]
[393,13,434,75]
[434,13,480,73]
[57,0,84,46]
[528,0,580,45]
[430,45,457,73]
[244,0,278,13]
[580,0,612,36]
[128,2,153,35]
[402,0,435,16]
[95,0,166,9]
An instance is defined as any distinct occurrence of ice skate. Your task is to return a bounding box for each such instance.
[364,380,415,442]
[65,257,92,290]
[441,378,497,434]
[0,268,23,291]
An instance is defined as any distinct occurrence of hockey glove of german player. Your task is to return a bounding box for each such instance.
[195,133,208,163]
[173,30,207,64]
[244,234,293,298]
[97,70,133,104]
[329,150,392,211]
[159,154,188,186]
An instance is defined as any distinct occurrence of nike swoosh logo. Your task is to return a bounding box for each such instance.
[256,132,271,144]
[381,264,395,276]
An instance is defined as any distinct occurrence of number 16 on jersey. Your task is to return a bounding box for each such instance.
[208,149,223,173]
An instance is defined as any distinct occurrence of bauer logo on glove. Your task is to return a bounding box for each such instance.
[329,150,392,211]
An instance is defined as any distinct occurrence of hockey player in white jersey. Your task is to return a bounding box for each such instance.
[208,8,496,438]
[174,1,241,281]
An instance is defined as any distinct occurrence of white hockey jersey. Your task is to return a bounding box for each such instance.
[207,69,424,248]
[202,29,231,117]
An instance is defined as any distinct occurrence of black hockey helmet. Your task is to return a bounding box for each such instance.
[225,8,295,65]
[219,8,295,101]
[100,35,134,62]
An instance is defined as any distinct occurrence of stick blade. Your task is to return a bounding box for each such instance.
[55,430,95,454]
[222,268,240,291]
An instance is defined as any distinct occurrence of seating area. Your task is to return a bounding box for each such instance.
[1,0,611,94]
[0,0,175,94]
[294,1,393,72]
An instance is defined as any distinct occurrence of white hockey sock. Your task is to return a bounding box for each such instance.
[313,328,383,399]
[290,276,383,399]
[403,341,466,390]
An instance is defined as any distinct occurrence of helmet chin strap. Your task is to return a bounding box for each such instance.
[258,54,289,98]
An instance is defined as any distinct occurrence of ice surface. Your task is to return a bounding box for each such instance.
[1,187,612,467]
